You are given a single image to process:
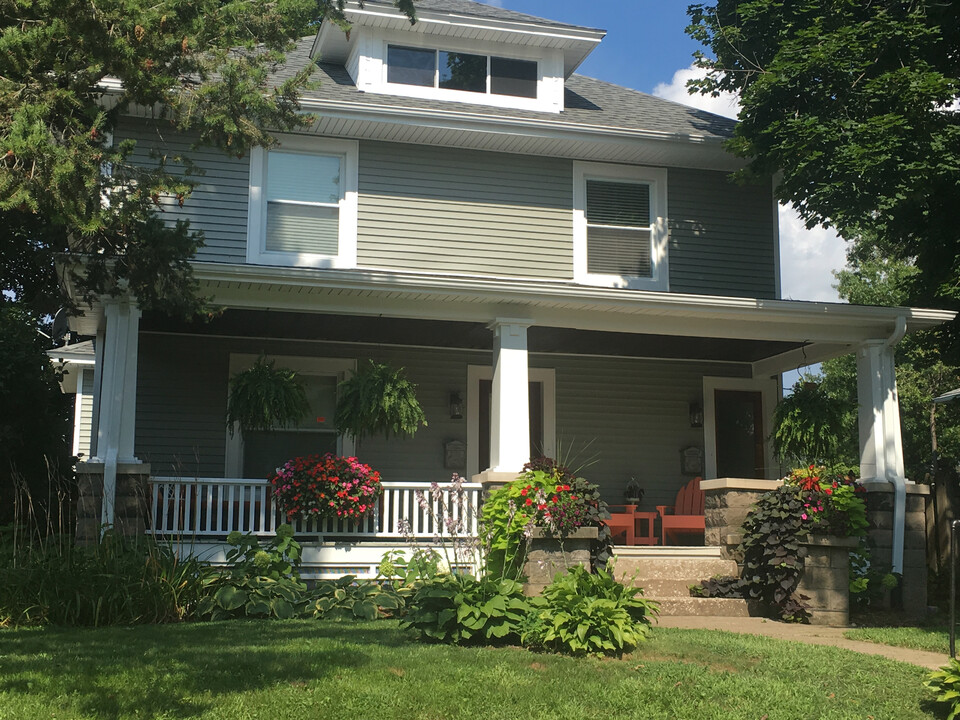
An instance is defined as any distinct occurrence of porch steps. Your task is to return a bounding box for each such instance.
[612,546,753,618]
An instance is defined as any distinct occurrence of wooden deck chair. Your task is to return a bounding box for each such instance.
[656,477,705,546]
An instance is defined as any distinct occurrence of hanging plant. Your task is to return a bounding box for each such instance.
[226,356,309,436]
[334,360,427,442]
[772,380,845,467]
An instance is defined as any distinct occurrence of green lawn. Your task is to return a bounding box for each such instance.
[845,625,951,655]
[0,620,941,720]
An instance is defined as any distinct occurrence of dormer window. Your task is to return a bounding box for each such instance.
[387,45,538,99]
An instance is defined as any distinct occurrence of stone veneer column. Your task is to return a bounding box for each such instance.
[701,478,784,562]
[862,482,930,614]
[797,535,860,626]
[76,462,152,545]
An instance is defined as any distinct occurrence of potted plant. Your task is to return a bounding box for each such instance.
[335,360,427,442]
[226,355,309,436]
[624,477,644,505]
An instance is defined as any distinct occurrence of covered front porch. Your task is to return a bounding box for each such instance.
[63,265,953,577]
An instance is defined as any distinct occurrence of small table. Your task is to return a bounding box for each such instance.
[607,506,659,546]
[632,511,658,545]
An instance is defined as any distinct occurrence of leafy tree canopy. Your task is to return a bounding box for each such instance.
[0,0,417,316]
[687,1,960,315]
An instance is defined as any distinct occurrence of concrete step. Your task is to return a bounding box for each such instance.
[613,557,739,584]
[649,596,753,617]
[630,577,714,598]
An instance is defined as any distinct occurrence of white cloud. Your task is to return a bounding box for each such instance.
[652,65,847,303]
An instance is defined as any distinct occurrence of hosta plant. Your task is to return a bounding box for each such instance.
[307,575,403,621]
[400,574,530,644]
[925,657,960,720]
[524,565,657,657]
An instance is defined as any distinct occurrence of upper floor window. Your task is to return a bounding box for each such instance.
[573,162,669,291]
[246,136,358,269]
[387,45,538,99]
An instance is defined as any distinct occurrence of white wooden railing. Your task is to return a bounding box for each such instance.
[147,478,482,539]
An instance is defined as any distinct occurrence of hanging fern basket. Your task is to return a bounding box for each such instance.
[226,356,309,436]
[335,360,427,442]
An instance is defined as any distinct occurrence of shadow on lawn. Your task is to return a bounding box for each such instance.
[0,620,399,719]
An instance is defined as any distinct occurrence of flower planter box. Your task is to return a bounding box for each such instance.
[522,526,599,597]
[797,534,860,626]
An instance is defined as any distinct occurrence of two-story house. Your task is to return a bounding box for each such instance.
[60,0,951,579]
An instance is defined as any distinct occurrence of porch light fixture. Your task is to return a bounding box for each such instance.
[689,402,704,429]
[449,392,464,420]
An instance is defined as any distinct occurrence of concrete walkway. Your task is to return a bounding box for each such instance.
[658,615,948,670]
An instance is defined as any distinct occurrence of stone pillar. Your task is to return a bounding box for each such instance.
[797,535,859,626]
[862,482,929,615]
[701,478,783,561]
[522,526,598,596]
[76,462,152,544]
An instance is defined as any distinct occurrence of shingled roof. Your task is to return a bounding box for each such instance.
[277,38,737,141]
[362,0,604,33]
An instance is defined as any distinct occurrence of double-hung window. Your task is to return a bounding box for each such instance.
[573,162,669,290]
[247,137,358,268]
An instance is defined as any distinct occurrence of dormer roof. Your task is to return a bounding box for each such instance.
[313,0,606,78]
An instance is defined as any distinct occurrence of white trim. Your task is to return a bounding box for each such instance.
[466,365,556,480]
[573,161,669,291]
[702,375,779,480]
[225,354,356,478]
[246,136,358,269]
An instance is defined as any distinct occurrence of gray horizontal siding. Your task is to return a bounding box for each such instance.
[549,354,750,508]
[668,169,777,298]
[117,119,249,264]
[358,142,574,279]
[135,331,753,506]
[77,369,95,459]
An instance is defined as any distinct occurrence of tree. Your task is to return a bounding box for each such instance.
[1,0,417,315]
[686,1,960,322]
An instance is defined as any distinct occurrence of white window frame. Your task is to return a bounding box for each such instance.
[246,135,358,269]
[702,375,779,480]
[465,365,556,480]
[573,161,669,291]
[225,354,356,478]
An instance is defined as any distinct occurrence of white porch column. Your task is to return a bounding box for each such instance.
[92,297,142,527]
[856,336,907,572]
[489,319,531,473]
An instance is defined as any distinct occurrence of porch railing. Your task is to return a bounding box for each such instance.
[147,478,482,539]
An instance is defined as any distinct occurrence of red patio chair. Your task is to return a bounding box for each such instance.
[656,477,705,545]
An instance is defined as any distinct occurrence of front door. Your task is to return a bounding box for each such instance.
[714,389,766,479]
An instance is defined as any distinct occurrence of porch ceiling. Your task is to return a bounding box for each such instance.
[140,309,801,364]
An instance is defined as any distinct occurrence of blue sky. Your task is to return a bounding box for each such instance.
[482,0,849,312]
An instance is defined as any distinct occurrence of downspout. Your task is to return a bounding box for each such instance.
[884,316,907,574]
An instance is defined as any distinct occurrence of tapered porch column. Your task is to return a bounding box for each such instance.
[90,297,143,527]
[856,335,907,573]
[489,319,532,473]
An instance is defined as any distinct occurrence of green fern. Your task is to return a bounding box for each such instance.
[335,360,427,442]
[226,356,309,436]
[772,380,845,467]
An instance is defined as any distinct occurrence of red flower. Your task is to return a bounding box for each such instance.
[525,498,533,506]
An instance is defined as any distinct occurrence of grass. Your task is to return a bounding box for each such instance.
[0,620,942,720]
[845,625,950,655]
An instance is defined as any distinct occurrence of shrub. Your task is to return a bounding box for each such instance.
[0,529,207,626]
[198,524,307,621]
[524,565,657,657]
[400,574,530,644]
[306,575,403,621]
[925,657,960,719]
[270,454,382,523]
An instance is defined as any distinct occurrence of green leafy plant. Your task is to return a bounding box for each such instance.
[198,524,307,621]
[773,381,846,467]
[524,565,658,657]
[226,356,309,436]
[925,657,960,719]
[400,574,530,644]
[307,575,403,621]
[335,360,427,441]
